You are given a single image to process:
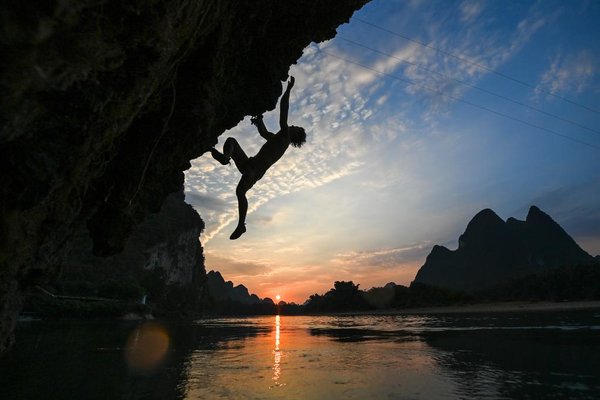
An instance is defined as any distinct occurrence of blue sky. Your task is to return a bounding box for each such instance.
[184,0,600,302]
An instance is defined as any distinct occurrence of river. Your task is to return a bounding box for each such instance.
[1,310,599,399]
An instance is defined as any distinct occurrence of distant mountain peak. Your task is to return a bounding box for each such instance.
[431,244,450,253]
[526,205,553,223]
[474,208,502,220]
[527,204,542,215]
[208,270,223,279]
[414,206,595,291]
[463,208,505,235]
[459,208,507,250]
[206,270,262,304]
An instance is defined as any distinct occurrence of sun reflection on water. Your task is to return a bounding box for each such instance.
[272,315,284,388]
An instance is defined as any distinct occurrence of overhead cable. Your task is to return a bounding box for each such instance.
[353,17,600,115]
[337,36,600,136]
[319,48,600,151]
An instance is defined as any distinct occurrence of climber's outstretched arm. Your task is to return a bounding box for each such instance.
[279,76,295,130]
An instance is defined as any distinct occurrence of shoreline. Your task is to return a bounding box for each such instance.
[341,300,600,316]
[18,300,600,322]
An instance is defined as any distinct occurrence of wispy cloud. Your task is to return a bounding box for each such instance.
[515,179,600,241]
[536,50,596,98]
[184,39,399,243]
[205,252,272,277]
[185,192,227,212]
[338,1,558,118]
[330,242,432,272]
[459,1,483,23]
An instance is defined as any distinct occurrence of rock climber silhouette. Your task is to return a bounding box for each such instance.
[210,76,307,240]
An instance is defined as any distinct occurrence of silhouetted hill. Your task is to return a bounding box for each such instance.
[204,271,305,315]
[481,264,600,301]
[414,206,596,291]
[206,271,261,305]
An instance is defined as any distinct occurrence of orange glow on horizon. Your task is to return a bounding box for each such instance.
[207,251,422,304]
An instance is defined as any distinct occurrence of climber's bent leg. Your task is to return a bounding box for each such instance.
[230,174,255,240]
[224,137,249,173]
[211,137,249,171]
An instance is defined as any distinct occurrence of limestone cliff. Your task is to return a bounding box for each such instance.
[145,229,202,285]
[49,190,206,316]
[0,0,368,351]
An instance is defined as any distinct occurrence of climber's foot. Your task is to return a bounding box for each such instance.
[210,148,230,165]
[229,224,246,240]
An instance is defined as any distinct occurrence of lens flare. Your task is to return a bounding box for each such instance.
[125,322,170,373]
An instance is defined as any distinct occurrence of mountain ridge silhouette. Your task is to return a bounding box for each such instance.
[414,206,596,291]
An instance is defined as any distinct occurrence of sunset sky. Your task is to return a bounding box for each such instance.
[184,0,600,303]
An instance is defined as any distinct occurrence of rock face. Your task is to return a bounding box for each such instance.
[0,0,368,351]
[133,192,205,287]
[413,206,596,291]
[144,229,202,285]
[206,270,261,305]
[57,190,206,314]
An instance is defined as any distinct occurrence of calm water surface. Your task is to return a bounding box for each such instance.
[1,311,600,399]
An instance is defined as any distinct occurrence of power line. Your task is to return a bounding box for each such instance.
[318,48,600,151]
[353,17,600,115]
[337,36,600,136]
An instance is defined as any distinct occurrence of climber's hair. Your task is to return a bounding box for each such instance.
[289,126,307,148]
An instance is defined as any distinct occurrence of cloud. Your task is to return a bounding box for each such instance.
[184,192,228,212]
[507,178,600,258]
[328,1,558,122]
[205,253,272,277]
[248,212,273,225]
[536,50,596,98]
[184,39,398,243]
[515,179,600,239]
[459,1,483,23]
[330,242,432,272]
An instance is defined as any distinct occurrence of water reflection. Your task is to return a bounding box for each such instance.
[2,312,600,399]
[272,315,283,387]
[425,328,600,399]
